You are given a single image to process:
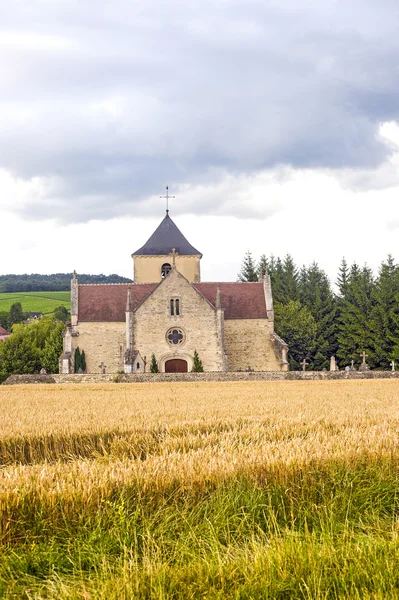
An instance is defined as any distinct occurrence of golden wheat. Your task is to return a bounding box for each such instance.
[0,380,398,509]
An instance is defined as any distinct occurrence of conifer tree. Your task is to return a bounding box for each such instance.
[237,251,258,282]
[150,354,159,373]
[268,256,285,304]
[257,254,268,278]
[300,262,338,369]
[192,350,204,372]
[280,254,299,303]
[337,264,375,367]
[370,255,399,368]
[74,347,81,373]
[80,350,87,373]
[336,257,350,298]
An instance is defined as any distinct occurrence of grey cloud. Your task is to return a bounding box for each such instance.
[1,0,399,222]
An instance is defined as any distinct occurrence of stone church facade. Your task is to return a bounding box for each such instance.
[60,212,288,374]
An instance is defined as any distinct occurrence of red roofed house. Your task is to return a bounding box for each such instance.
[59,210,288,374]
[0,326,11,342]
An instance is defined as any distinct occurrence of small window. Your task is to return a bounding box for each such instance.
[161,263,172,278]
[136,362,140,370]
[170,298,180,316]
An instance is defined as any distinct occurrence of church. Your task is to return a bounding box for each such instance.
[60,209,288,374]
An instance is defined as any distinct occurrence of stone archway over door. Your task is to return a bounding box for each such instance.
[165,359,188,373]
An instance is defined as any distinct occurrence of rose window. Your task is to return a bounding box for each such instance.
[166,327,185,346]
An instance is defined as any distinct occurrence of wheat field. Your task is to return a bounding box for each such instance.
[1,380,399,598]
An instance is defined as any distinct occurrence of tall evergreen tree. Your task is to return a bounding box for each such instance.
[237,251,258,282]
[336,257,350,298]
[370,255,399,368]
[80,350,87,373]
[257,254,269,278]
[300,262,338,369]
[280,254,299,303]
[337,264,375,367]
[268,256,285,304]
[74,347,82,373]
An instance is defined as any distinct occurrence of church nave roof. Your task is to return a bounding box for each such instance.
[77,281,267,322]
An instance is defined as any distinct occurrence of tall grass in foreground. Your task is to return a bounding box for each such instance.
[0,381,399,598]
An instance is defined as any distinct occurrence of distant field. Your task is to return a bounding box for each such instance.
[0,291,70,314]
[0,380,399,598]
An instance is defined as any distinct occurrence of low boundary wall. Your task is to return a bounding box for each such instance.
[3,371,399,384]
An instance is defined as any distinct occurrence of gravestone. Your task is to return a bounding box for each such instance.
[358,351,370,372]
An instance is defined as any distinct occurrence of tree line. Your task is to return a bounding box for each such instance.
[0,303,69,332]
[0,273,132,293]
[238,252,399,371]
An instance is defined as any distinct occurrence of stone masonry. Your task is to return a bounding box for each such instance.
[132,268,226,372]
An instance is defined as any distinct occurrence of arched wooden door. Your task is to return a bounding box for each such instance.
[165,359,188,373]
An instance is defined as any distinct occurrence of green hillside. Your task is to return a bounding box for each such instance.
[0,292,70,315]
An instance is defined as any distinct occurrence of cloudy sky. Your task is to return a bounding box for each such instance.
[0,0,399,282]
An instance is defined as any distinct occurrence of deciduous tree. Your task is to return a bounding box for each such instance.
[274,300,317,370]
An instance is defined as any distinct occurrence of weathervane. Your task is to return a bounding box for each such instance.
[160,186,175,215]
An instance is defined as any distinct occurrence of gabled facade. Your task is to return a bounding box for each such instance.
[60,212,288,373]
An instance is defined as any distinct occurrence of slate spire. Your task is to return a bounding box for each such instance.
[132,214,202,257]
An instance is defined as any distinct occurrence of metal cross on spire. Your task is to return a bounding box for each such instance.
[160,186,175,215]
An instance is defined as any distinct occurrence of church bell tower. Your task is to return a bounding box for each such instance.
[131,210,202,284]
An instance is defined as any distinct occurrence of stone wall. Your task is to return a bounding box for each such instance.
[133,268,224,372]
[224,319,280,371]
[5,371,399,385]
[32,370,399,384]
[72,322,126,373]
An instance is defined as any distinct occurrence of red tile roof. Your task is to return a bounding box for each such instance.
[78,281,267,322]
[0,326,10,336]
[195,283,267,319]
[78,284,156,322]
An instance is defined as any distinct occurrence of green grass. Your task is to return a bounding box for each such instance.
[1,457,399,598]
[0,291,70,315]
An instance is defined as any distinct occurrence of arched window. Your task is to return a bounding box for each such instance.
[170,298,181,316]
[161,263,172,278]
